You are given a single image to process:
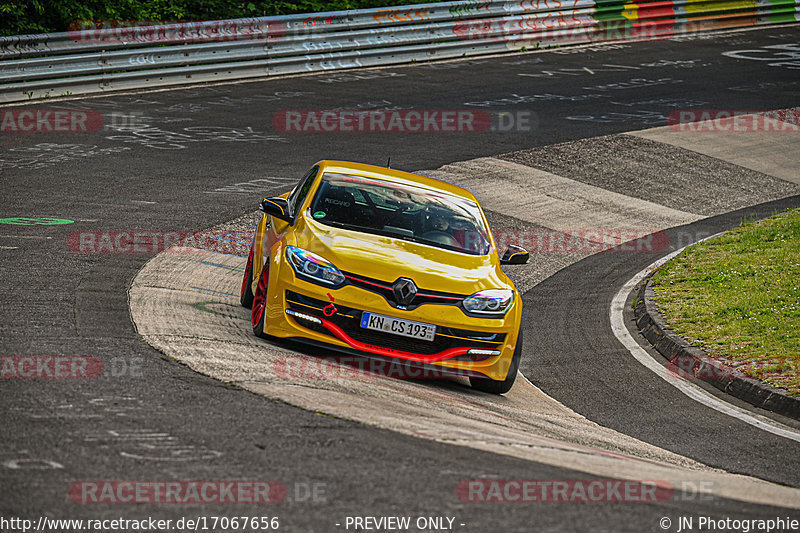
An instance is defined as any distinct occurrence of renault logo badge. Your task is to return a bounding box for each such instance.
[392,278,417,305]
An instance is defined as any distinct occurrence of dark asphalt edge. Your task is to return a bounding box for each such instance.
[634,275,800,420]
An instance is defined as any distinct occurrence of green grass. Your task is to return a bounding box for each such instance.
[650,208,800,396]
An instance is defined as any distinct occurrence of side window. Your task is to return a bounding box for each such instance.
[288,166,319,217]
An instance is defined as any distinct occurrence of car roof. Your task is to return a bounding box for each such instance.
[315,160,478,202]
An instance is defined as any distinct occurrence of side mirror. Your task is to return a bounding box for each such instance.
[500,244,529,265]
[260,197,291,222]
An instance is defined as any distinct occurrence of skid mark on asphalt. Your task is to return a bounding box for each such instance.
[191,301,246,320]
[201,261,246,273]
[191,286,240,297]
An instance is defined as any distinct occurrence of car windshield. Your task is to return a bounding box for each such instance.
[308,172,492,255]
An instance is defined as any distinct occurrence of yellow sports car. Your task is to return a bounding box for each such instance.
[240,161,529,394]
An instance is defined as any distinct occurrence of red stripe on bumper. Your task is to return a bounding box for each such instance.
[319,318,473,363]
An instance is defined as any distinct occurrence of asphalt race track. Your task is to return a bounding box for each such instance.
[2,25,800,532]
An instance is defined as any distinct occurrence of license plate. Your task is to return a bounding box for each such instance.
[360,312,436,342]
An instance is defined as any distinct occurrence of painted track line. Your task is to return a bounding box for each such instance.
[610,244,800,444]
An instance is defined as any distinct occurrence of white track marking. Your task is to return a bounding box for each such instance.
[610,243,800,443]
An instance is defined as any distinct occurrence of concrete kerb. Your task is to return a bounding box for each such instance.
[634,277,800,421]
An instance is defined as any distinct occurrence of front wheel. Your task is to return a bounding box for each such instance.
[470,329,523,395]
[251,262,270,338]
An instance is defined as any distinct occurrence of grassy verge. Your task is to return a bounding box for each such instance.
[650,208,800,396]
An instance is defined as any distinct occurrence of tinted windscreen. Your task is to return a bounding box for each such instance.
[308,173,491,255]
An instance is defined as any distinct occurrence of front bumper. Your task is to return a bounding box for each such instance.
[262,256,521,381]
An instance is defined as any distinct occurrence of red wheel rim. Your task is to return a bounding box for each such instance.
[251,265,269,328]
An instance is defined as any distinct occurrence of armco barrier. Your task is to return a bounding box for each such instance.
[1,0,798,103]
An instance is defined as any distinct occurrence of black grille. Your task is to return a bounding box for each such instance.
[342,272,465,310]
[285,291,504,357]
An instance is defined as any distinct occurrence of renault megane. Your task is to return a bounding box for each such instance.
[240,161,529,394]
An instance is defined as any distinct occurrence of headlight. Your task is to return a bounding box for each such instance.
[462,289,514,316]
[285,246,345,287]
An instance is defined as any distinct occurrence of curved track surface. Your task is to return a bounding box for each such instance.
[3,26,800,531]
[520,197,800,488]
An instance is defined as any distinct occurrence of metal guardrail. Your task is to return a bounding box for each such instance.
[1,0,798,103]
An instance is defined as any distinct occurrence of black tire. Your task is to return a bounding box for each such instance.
[470,329,523,394]
[240,243,255,308]
[251,262,270,339]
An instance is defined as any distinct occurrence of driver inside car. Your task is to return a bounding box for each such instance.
[421,211,460,248]
[429,215,450,232]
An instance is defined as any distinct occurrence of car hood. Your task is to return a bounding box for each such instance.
[293,217,511,294]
